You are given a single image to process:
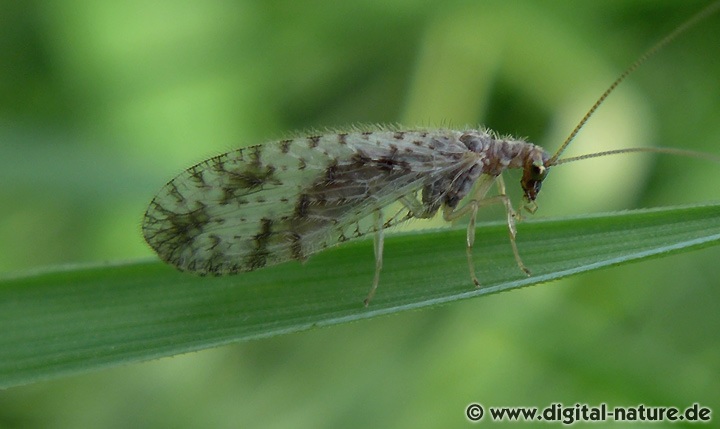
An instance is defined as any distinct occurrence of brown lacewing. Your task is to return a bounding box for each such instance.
[142,1,720,305]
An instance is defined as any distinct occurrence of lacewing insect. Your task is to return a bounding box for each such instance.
[142,1,720,305]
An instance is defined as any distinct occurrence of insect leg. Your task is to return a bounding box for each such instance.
[363,194,440,305]
[364,209,385,306]
[443,175,497,287]
[494,175,531,277]
[443,174,530,288]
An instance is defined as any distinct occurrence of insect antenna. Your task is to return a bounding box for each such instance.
[554,147,720,167]
[546,0,720,167]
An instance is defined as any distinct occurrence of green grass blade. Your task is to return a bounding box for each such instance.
[1,202,720,389]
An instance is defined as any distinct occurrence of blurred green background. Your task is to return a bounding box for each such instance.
[1,0,719,427]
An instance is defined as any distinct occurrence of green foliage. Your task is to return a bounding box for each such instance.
[1,1,719,427]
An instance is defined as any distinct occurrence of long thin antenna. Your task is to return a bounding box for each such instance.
[546,0,720,166]
[555,147,720,166]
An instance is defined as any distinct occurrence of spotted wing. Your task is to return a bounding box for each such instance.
[142,130,474,275]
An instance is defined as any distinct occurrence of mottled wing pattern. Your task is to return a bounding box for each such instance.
[142,130,478,275]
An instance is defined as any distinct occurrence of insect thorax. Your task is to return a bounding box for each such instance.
[424,131,549,211]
